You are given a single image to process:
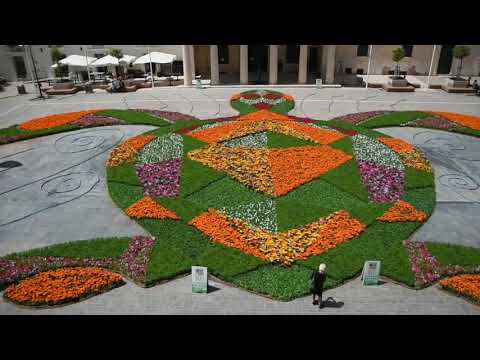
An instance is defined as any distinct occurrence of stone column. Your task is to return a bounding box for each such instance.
[325,45,337,84]
[189,45,196,79]
[298,45,308,84]
[269,45,278,84]
[182,45,192,86]
[431,45,442,76]
[240,45,248,85]
[210,45,219,85]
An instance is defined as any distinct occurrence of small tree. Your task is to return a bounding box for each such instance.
[109,48,123,59]
[392,48,406,78]
[50,47,67,77]
[452,45,471,78]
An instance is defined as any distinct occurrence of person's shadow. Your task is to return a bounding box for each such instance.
[322,297,344,308]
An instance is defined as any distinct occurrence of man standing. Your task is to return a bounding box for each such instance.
[310,263,327,309]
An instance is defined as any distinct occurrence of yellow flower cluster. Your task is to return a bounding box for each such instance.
[188,144,274,195]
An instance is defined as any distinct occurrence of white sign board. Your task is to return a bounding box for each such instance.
[362,261,381,286]
[192,266,208,293]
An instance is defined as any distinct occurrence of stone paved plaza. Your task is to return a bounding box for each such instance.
[1,86,480,315]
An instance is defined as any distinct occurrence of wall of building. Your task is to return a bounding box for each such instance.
[335,45,480,76]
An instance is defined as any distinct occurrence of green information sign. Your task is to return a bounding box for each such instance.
[192,266,208,293]
[362,261,381,286]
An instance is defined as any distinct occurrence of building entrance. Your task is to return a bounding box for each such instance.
[437,45,454,75]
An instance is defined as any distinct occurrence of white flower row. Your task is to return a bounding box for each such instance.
[220,199,277,233]
[222,132,268,148]
[239,97,285,106]
[137,133,184,164]
[352,134,404,170]
[189,121,236,134]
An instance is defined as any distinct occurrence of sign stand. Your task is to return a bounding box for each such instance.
[361,261,381,286]
[192,266,208,293]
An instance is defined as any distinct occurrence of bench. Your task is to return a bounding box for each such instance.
[45,82,80,95]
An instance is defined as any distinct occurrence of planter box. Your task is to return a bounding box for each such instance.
[388,77,408,87]
[446,78,469,88]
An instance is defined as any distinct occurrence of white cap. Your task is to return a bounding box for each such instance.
[319,263,326,272]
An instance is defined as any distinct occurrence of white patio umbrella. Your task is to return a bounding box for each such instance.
[59,54,97,66]
[90,55,122,77]
[119,55,136,64]
[90,54,120,66]
[133,51,177,88]
[59,54,97,82]
[51,63,58,68]
[119,55,136,78]
[133,52,176,65]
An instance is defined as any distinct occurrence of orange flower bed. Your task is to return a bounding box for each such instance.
[378,137,432,172]
[122,134,158,151]
[187,121,246,144]
[400,150,433,172]
[429,112,480,130]
[235,109,292,122]
[188,144,274,195]
[189,144,350,197]
[3,267,124,306]
[19,110,99,131]
[377,200,427,222]
[230,94,242,101]
[189,209,365,265]
[378,137,414,153]
[188,209,266,260]
[125,196,179,220]
[439,274,480,303]
[284,121,345,145]
[187,117,344,146]
[298,210,366,259]
[106,134,157,167]
[268,146,352,196]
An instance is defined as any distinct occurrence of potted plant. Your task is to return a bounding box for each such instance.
[50,47,67,78]
[447,45,471,88]
[388,47,408,87]
[109,48,124,77]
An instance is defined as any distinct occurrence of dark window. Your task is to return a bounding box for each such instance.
[357,45,369,57]
[218,45,229,64]
[40,48,43,53]
[286,45,300,63]
[94,53,104,59]
[80,47,83,51]
[402,45,413,57]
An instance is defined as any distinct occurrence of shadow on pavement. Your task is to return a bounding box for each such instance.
[208,285,221,294]
[323,297,344,308]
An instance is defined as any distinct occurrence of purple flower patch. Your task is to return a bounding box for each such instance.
[71,114,124,128]
[118,235,156,283]
[403,239,441,287]
[134,109,195,122]
[136,159,181,197]
[0,256,114,290]
[406,116,458,130]
[357,160,405,203]
[287,115,318,123]
[0,134,26,145]
[332,111,392,125]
